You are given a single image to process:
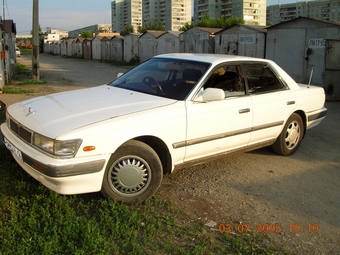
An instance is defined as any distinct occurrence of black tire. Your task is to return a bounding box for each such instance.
[101,140,163,204]
[272,113,304,156]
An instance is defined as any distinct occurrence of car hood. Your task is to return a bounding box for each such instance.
[8,85,176,138]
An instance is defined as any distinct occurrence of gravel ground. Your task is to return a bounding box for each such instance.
[1,54,339,255]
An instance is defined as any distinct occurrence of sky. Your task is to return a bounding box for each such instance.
[5,0,297,35]
[4,0,112,35]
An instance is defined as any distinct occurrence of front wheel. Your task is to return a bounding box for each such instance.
[101,140,163,204]
[272,113,304,156]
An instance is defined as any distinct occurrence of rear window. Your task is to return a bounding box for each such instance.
[243,64,287,94]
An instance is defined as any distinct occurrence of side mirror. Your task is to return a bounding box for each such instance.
[117,72,124,78]
[202,88,225,101]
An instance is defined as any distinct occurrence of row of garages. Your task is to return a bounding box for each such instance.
[44,17,340,100]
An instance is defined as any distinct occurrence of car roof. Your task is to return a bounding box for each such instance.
[155,53,271,65]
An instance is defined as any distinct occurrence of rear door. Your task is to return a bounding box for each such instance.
[242,63,296,145]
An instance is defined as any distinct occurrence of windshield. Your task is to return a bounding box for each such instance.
[109,57,210,100]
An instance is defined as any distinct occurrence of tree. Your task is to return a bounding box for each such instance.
[195,13,212,27]
[80,30,93,38]
[121,25,134,36]
[195,14,244,29]
[223,16,245,27]
[137,20,165,33]
[179,22,194,32]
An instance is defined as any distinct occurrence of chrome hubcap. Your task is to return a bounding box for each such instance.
[108,156,151,197]
[285,120,300,150]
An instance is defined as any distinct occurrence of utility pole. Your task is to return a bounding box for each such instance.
[32,0,39,80]
[1,0,6,89]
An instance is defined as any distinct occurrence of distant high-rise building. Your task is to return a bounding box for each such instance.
[267,0,340,25]
[142,0,192,31]
[112,0,192,32]
[112,0,142,33]
[193,0,267,26]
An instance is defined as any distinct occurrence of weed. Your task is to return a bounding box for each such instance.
[2,87,34,94]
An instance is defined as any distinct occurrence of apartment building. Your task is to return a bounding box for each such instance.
[143,0,192,31]
[112,0,192,32]
[193,0,267,26]
[69,24,112,38]
[267,0,340,25]
[112,0,142,33]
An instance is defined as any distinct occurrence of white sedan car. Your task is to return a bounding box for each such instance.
[15,48,21,57]
[1,54,327,204]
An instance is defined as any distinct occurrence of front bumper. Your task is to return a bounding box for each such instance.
[0,122,110,195]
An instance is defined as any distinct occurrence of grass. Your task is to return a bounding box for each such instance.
[0,145,291,255]
[2,63,56,96]
[19,48,32,55]
[13,63,31,79]
[2,86,34,94]
[10,63,47,86]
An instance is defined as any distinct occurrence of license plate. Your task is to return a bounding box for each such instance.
[4,137,23,162]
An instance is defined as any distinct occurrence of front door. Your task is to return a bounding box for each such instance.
[184,63,253,162]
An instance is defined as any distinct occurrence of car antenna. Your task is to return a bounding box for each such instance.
[308,65,314,88]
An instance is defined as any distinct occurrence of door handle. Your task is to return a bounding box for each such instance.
[239,108,250,114]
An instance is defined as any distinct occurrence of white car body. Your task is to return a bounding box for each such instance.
[0,54,327,203]
[15,48,21,57]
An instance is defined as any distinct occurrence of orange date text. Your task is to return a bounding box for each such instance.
[218,223,319,234]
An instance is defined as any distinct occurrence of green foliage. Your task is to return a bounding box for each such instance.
[12,63,47,86]
[80,30,93,38]
[224,16,246,27]
[20,48,33,55]
[179,22,194,32]
[137,20,165,33]
[195,14,245,28]
[15,63,30,75]
[2,87,34,94]
[13,63,32,82]
[121,25,134,36]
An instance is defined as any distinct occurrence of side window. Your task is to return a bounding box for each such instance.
[243,64,286,94]
[205,64,245,98]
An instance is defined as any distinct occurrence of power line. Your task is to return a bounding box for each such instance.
[3,0,11,20]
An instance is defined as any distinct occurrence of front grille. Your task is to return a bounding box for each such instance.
[9,119,19,133]
[9,118,33,144]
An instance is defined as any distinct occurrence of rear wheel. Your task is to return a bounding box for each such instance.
[101,140,163,204]
[272,113,304,156]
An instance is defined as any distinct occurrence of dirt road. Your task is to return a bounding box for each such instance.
[2,54,340,254]
[18,54,132,86]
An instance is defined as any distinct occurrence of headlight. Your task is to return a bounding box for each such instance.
[33,133,82,158]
